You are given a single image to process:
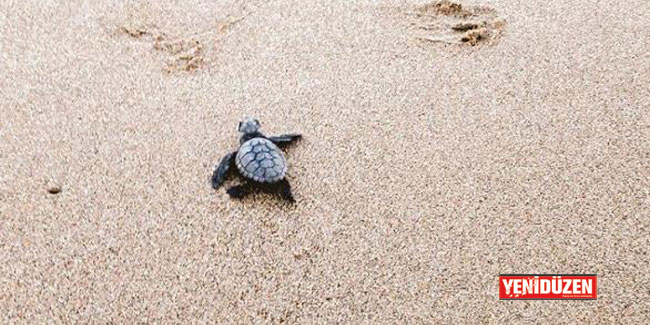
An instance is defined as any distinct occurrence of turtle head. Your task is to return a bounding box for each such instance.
[238,117,261,135]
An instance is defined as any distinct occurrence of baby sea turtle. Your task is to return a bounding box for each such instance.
[211,117,301,202]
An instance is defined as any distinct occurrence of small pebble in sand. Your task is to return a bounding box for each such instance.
[47,184,61,194]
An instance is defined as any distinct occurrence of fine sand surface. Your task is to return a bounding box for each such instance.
[1,0,648,322]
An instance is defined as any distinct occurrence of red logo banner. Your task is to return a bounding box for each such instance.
[499,274,597,300]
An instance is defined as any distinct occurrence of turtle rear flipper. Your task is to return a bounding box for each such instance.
[277,179,295,203]
[227,182,254,198]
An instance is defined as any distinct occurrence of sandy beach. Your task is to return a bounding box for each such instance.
[1,0,648,322]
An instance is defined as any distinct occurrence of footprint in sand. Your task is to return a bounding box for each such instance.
[118,14,247,73]
[405,0,506,46]
[120,25,205,73]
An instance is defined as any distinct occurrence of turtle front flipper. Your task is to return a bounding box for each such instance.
[211,151,237,189]
[268,133,302,147]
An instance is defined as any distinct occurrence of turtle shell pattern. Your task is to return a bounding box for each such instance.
[235,138,287,183]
